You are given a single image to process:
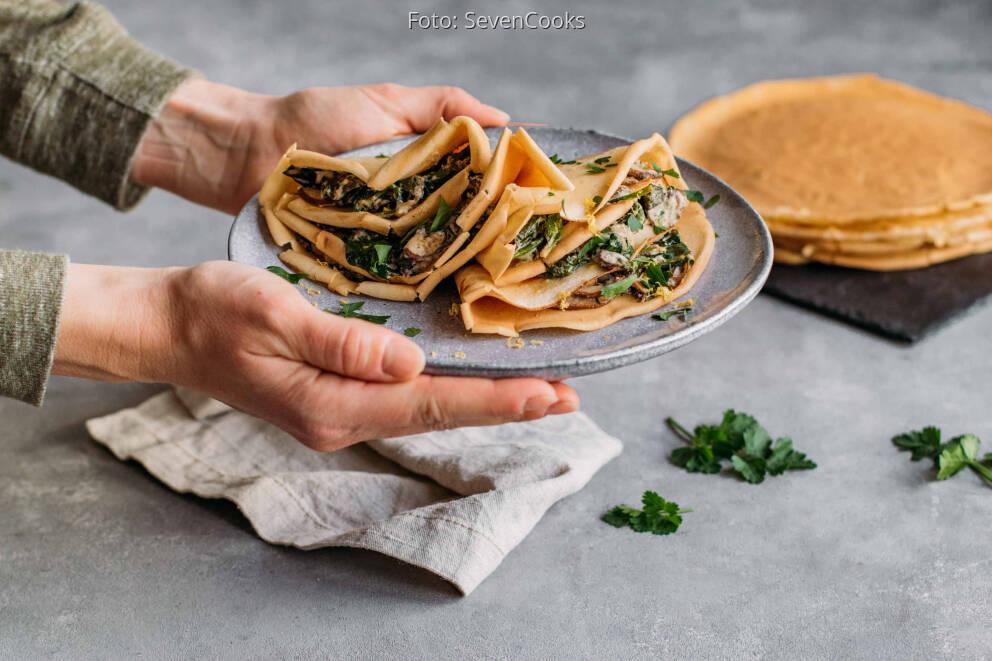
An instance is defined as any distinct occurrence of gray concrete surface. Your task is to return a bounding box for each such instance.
[2,0,991,658]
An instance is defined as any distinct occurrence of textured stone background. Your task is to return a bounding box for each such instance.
[2,0,991,658]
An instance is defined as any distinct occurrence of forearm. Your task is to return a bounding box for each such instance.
[0,0,193,210]
[52,263,177,384]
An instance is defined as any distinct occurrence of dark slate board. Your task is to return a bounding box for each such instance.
[762,252,992,342]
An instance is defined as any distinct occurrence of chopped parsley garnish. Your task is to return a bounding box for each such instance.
[325,301,389,324]
[594,156,612,164]
[626,211,644,232]
[547,191,555,196]
[403,327,422,337]
[667,410,816,483]
[267,266,308,284]
[549,153,562,164]
[686,190,722,208]
[375,153,389,158]
[609,186,651,204]
[585,163,606,174]
[428,197,454,233]
[603,491,691,535]
[650,160,680,178]
[893,427,992,487]
[654,306,691,321]
[592,195,603,204]
[600,274,638,299]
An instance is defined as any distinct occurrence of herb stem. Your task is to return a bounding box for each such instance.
[665,416,694,443]
[969,461,992,487]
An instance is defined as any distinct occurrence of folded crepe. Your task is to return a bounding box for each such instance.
[455,135,716,336]
[258,118,572,300]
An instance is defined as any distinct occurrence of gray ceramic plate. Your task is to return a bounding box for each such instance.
[229,127,772,379]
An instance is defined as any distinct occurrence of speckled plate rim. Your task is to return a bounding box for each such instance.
[229,128,772,379]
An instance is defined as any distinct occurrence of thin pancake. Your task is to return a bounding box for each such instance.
[670,75,992,222]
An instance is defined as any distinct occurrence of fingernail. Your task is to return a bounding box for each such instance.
[382,341,425,380]
[486,105,510,123]
[524,395,556,415]
[547,400,579,416]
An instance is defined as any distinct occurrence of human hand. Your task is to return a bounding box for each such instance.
[131,79,509,214]
[53,261,577,450]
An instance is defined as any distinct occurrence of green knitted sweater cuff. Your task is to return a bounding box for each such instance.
[0,249,68,405]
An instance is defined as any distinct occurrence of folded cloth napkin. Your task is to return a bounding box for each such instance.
[86,387,622,595]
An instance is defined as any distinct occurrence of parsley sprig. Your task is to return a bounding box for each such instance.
[667,410,816,483]
[893,427,992,487]
[603,491,691,535]
[325,302,389,324]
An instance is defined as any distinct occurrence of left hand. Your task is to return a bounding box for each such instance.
[131,79,510,214]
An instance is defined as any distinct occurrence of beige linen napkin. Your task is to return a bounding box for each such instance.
[86,387,621,595]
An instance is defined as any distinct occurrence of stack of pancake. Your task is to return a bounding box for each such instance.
[669,75,992,270]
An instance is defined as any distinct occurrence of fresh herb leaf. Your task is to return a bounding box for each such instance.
[429,198,454,233]
[898,428,992,487]
[375,153,389,158]
[549,153,563,164]
[602,491,690,535]
[594,156,612,164]
[593,195,603,204]
[654,306,691,322]
[893,426,946,464]
[685,190,705,204]
[373,243,392,263]
[267,266,309,284]
[585,164,606,174]
[325,301,390,324]
[403,327,421,337]
[703,194,721,209]
[668,410,815,483]
[547,191,555,196]
[731,455,766,484]
[627,212,643,232]
[609,186,652,204]
[649,160,680,178]
[600,274,638,299]
[765,437,817,475]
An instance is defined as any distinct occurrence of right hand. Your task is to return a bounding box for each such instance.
[54,261,578,451]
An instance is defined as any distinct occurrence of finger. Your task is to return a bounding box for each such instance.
[301,375,567,450]
[396,85,510,131]
[383,375,562,431]
[547,382,580,415]
[290,305,425,382]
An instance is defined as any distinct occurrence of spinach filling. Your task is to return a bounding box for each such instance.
[616,230,694,300]
[543,182,685,279]
[544,227,634,279]
[339,173,483,279]
[513,213,564,261]
[283,149,471,219]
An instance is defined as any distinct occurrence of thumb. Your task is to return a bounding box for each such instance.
[291,305,426,382]
[396,85,509,132]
